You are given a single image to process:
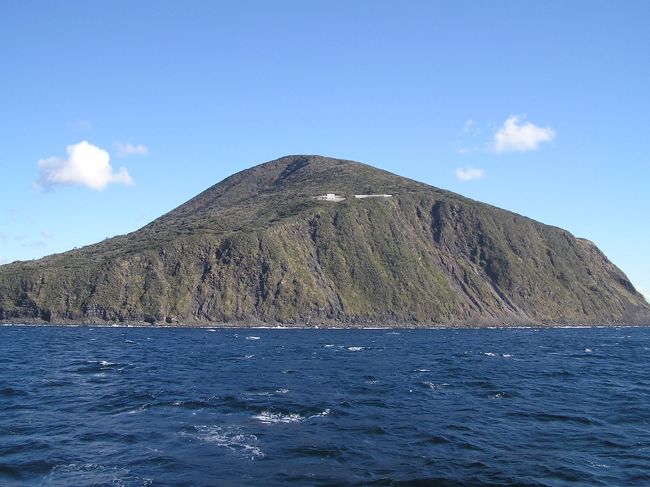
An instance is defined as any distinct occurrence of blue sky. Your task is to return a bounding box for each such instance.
[1,1,648,301]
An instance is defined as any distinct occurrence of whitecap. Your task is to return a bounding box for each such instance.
[253,411,304,424]
[585,348,592,353]
[484,352,498,357]
[241,391,271,397]
[347,346,365,352]
[275,388,289,394]
[126,403,149,415]
[323,344,335,348]
[502,354,512,358]
[246,336,261,340]
[308,408,331,419]
[244,354,255,359]
[191,425,265,459]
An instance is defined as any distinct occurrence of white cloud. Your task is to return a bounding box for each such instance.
[455,167,486,182]
[36,141,134,191]
[493,115,555,153]
[40,230,54,239]
[114,141,149,157]
[463,119,475,132]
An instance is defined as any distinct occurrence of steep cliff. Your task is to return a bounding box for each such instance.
[0,155,647,326]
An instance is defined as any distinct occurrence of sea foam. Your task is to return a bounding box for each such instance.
[192,425,265,459]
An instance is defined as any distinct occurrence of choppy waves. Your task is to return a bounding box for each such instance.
[1,326,649,486]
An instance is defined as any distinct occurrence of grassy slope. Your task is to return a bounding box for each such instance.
[0,156,647,325]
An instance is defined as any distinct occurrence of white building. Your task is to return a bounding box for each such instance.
[314,193,345,202]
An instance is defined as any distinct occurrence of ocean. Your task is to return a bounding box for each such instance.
[1,325,649,486]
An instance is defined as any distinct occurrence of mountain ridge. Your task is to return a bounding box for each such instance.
[1,155,648,326]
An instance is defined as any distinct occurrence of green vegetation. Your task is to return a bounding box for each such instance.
[0,155,647,326]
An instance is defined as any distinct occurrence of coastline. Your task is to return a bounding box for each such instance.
[2,319,649,330]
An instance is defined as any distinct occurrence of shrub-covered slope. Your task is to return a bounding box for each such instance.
[0,155,647,326]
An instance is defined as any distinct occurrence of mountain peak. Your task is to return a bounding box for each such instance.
[1,155,647,326]
[146,155,431,233]
[218,154,411,192]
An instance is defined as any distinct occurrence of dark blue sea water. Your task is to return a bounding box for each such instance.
[1,326,649,486]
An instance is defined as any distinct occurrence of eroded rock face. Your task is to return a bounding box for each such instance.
[0,155,648,326]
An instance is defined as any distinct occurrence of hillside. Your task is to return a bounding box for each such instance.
[0,155,647,326]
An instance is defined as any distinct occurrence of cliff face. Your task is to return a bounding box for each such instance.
[0,155,647,326]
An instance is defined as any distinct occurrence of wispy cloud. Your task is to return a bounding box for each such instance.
[40,230,54,239]
[36,141,134,191]
[457,146,480,155]
[493,115,555,153]
[68,119,92,131]
[455,167,486,182]
[455,117,491,154]
[114,141,149,157]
